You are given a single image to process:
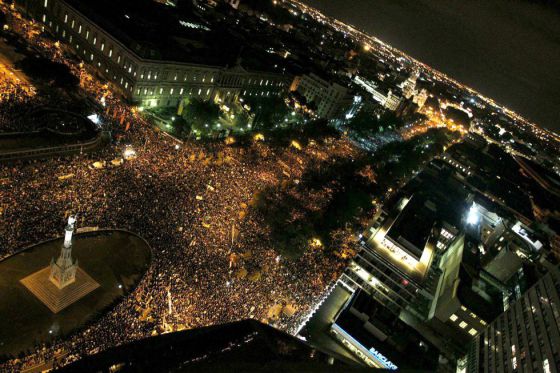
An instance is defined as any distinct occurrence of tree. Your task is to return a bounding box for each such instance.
[346,109,404,135]
[244,96,290,129]
[16,56,79,88]
[182,98,220,136]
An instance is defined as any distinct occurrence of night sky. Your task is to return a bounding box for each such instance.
[303,0,560,132]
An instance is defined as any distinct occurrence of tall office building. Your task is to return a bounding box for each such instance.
[461,266,560,373]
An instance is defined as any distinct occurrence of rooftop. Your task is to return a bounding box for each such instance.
[386,196,436,260]
[62,0,288,71]
[57,320,365,372]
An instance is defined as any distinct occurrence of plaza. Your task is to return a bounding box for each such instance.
[0,230,150,358]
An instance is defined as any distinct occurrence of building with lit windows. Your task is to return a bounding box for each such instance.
[460,266,560,373]
[428,233,503,346]
[293,73,352,119]
[413,88,429,109]
[352,76,403,112]
[400,70,419,99]
[340,193,461,318]
[23,0,291,108]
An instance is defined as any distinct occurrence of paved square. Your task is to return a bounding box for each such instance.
[20,267,100,313]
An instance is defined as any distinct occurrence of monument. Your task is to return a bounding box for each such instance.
[20,215,100,313]
[49,215,79,288]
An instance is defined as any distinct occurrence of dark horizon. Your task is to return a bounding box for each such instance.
[303,0,560,133]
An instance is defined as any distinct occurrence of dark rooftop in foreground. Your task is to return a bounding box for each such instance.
[56,319,371,373]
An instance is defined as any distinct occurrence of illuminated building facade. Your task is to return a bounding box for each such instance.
[413,88,429,109]
[294,73,352,119]
[401,70,419,99]
[25,0,291,108]
[353,76,402,111]
[461,266,560,373]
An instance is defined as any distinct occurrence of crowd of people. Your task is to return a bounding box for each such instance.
[0,65,38,133]
[0,10,352,371]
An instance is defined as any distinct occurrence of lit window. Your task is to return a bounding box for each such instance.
[86,30,89,39]
[108,49,113,57]
[159,88,163,94]
[44,0,48,7]
[93,37,97,45]
[78,25,82,33]
[101,43,105,51]
[170,88,174,95]
[450,314,458,322]
[468,329,477,336]
[459,321,468,329]
[64,14,68,23]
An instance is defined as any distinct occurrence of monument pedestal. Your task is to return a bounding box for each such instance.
[20,267,99,313]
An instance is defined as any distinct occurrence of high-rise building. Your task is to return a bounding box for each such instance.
[460,265,560,373]
[401,70,419,99]
[340,193,460,317]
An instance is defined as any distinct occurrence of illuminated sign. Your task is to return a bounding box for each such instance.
[369,347,398,370]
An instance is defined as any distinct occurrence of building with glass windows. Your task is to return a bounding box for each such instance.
[460,266,560,373]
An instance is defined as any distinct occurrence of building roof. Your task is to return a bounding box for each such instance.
[56,320,365,372]
[333,291,439,371]
[386,196,436,260]
[62,0,288,72]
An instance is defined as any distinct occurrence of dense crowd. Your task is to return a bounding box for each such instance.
[0,67,38,133]
[0,8,360,370]
[0,54,355,373]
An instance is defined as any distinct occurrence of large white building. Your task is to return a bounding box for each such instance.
[294,73,352,119]
[24,0,291,108]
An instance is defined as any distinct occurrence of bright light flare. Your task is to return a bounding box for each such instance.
[467,204,480,225]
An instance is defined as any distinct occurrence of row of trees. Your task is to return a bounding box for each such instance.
[254,127,460,258]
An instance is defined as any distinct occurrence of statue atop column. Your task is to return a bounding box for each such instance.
[49,215,79,289]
